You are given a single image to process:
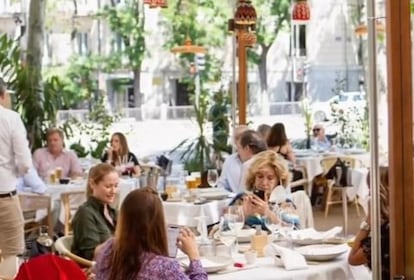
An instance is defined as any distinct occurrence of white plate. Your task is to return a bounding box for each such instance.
[292,238,324,246]
[181,256,233,273]
[198,192,229,200]
[295,244,348,261]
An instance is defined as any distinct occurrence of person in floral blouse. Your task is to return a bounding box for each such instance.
[94,187,207,280]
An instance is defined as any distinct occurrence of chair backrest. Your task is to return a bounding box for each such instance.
[139,164,162,189]
[18,194,53,237]
[61,191,86,236]
[320,156,361,174]
[54,236,94,268]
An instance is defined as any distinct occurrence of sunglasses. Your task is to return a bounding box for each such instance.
[313,128,321,132]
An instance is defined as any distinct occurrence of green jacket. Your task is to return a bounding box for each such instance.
[71,196,117,260]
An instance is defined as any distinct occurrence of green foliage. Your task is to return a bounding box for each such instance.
[0,34,72,150]
[161,0,229,82]
[99,0,146,71]
[249,0,290,60]
[171,90,213,172]
[67,95,119,159]
[300,97,313,143]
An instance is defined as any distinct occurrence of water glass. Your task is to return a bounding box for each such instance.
[207,169,218,187]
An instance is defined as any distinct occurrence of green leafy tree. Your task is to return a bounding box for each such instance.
[249,0,290,94]
[100,0,146,108]
[161,0,229,82]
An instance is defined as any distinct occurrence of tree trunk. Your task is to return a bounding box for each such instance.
[258,45,269,92]
[26,0,45,149]
[133,68,142,116]
[258,45,270,115]
[26,0,45,71]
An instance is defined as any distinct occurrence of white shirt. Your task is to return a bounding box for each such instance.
[16,167,47,194]
[217,153,243,193]
[0,105,32,192]
[240,156,255,191]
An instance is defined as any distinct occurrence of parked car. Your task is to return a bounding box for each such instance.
[312,91,366,122]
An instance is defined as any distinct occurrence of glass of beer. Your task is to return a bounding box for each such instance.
[185,176,197,189]
[49,171,57,184]
[191,172,202,188]
[55,167,63,179]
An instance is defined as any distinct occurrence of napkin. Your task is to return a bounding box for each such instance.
[290,226,343,240]
[264,243,308,271]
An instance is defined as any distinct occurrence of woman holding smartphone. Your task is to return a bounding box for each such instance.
[242,150,292,225]
[94,187,207,280]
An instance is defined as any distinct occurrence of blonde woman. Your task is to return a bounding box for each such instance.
[242,150,313,229]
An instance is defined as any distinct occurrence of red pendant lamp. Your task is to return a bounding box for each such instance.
[292,0,311,24]
[234,0,257,25]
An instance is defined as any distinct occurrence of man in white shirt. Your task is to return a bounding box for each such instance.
[217,125,248,193]
[0,78,33,256]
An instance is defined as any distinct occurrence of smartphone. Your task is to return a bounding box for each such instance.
[167,225,180,258]
[253,189,266,200]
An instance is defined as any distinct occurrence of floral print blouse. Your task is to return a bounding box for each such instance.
[95,238,207,280]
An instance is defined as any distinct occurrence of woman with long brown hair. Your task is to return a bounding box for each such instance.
[348,166,390,279]
[267,122,296,163]
[101,132,140,176]
[94,187,207,280]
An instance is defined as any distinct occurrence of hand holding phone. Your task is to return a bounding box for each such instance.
[253,189,266,201]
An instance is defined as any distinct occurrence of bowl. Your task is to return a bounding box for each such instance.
[59,178,70,184]
[160,193,169,201]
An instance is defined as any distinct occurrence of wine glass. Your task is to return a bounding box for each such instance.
[227,205,245,238]
[218,215,237,258]
[207,169,218,188]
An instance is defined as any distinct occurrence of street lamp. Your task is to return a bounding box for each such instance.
[171,36,207,107]
[289,0,310,103]
[228,0,257,125]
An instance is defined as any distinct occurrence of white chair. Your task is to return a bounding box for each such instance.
[18,193,53,237]
[54,236,95,268]
[290,164,311,195]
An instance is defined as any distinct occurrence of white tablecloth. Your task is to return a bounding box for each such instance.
[163,199,230,227]
[296,156,323,181]
[208,253,355,280]
[26,178,138,224]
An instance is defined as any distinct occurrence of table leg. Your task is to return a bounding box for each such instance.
[342,189,348,235]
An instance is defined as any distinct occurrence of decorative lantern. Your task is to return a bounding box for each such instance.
[156,0,168,8]
[234,0,257,25]
[292,0,311,24]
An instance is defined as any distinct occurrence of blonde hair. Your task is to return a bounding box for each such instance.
[86,163,116,198]
[245,150,291,191]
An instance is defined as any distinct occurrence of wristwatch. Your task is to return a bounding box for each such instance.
[360,221,370,231]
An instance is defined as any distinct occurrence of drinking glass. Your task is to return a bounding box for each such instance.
[227,205,244,248]
[218,215,237,258]
[36,226,54,251]
[207,169,219,187]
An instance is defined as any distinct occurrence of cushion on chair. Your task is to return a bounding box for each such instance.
[14,254,86,280]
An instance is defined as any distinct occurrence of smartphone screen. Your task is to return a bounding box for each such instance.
[253,189,266,200]
[167,225,180,258]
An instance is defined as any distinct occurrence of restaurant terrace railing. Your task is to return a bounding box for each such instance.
[57,102,302,122]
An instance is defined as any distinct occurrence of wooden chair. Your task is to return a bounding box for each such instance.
[290,164,311,195]
[54,236,95,268]
[18,194,53,237]
[139,164,162,189]
[320,156,362,235]
[61,191,86,236]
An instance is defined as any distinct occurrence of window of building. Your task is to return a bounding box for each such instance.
[76,32,89,55]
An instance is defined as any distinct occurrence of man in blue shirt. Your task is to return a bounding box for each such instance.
[312,124,331,151]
